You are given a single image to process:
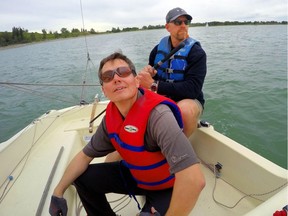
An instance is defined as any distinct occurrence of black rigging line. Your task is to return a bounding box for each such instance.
[80,0,89,56]
[0,82,100,87]
[79,0,97,103]
[1,0,101,105]
[1,83,77,104]
[0,82,101,104]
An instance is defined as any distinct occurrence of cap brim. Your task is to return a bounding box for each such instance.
[169,14,192,22]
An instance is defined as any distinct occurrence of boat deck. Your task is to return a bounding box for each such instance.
[67,160,263,215]
[48,161,262,216]
[0,104,287,216]
[192,163,262,215]
[104,162,263,216]
[0,134,263,215]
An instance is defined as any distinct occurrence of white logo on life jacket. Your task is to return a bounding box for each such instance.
[124,125,138,133]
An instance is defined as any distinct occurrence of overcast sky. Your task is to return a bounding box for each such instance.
[1,0,287,33]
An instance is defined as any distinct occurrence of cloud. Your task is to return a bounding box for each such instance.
[0,0,287,33]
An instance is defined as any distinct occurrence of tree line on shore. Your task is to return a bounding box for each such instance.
[0,21,286,47]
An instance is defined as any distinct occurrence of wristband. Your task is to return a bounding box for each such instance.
[150,80,158,93]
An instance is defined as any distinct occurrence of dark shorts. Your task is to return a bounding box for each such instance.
[73,161,173,215]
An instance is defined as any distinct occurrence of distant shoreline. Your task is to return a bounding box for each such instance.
[0,38,68,51]
[1,22,287,50]
[0,43,29,50]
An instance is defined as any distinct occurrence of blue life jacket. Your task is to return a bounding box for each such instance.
[154,36,199,82]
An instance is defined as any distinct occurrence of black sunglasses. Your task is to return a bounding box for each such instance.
[100,66,133,83]
[171,19,191,26]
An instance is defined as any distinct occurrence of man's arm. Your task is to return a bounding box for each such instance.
[147,105,205,215]
[166,164,205,216]
[53,150,93,197]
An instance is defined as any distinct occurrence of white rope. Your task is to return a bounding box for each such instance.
[112,195,133,213]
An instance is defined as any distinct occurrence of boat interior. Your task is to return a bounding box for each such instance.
[0,103,287,215]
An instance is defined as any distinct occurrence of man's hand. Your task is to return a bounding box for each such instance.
[137,65,157,89]
[49,195,68,216]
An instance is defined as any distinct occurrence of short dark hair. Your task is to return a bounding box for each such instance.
[98,52,137,85]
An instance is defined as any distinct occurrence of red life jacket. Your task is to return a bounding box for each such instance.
[105,88,183,190]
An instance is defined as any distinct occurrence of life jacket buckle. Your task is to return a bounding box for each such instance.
[165,68,174,73]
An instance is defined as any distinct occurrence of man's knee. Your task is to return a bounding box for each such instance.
[105,151,122,162]
[177,99,202,120]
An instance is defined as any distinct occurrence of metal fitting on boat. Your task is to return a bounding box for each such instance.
[199,120,211,127]
[215,162,223,178]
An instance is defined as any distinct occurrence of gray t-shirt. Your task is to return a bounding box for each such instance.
[83,103,199,174]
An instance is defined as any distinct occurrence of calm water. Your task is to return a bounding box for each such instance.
[0,25,287,168]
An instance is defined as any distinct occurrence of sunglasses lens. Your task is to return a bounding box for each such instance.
[101,67,132,83]
[101,70,114,83]
[175,20,182,25]
[184,20,191,25]
[118,67,132,77]
[173,20,190,26]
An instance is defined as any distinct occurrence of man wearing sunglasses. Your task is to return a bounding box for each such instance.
[138,7,207,138]
[49,52,205,216]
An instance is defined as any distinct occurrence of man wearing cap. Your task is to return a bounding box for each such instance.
[138,7,207,137]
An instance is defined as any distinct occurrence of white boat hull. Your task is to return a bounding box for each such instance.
[0,102,287,215]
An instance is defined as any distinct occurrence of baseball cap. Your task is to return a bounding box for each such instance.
[166,7,192,23]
